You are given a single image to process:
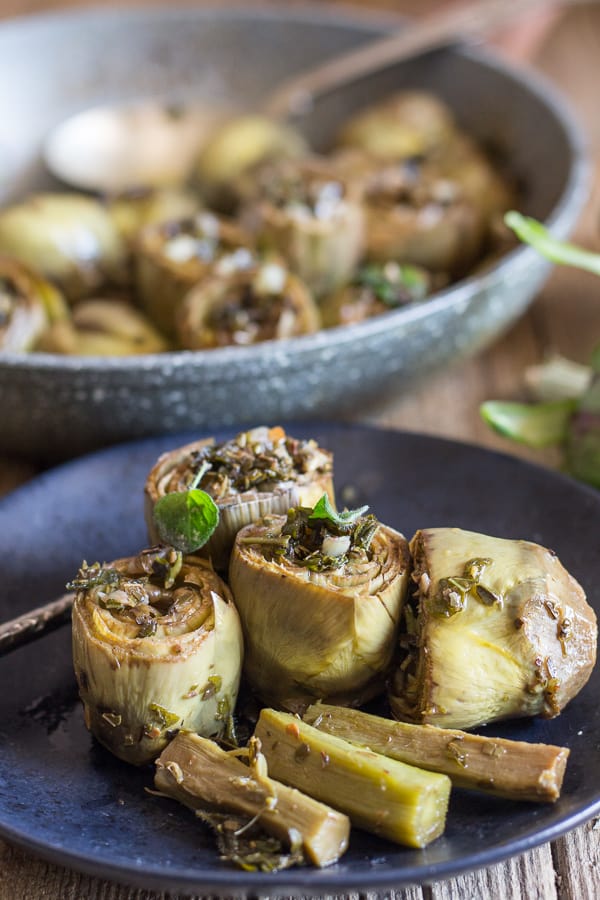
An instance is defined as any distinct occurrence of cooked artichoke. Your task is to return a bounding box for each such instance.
[36,297,170,355]
[321,261,436,328]
[107,187,200,242]
[134,211,254,337]
[389,528,597,730]
[0,193,128,301]
[145,425,334,571]
[0,257,68,352]
[176,261,320,350]
[336,90,455,160]
[241,157,365,298]
[196,114,307,210]
[71,547,243,765]
[229,501,411,712]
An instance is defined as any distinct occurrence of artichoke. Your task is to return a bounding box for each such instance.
[196,114,307,211]
[321,261,436,328]
[336,90,455,161]
[36,297,170,356]
[241,157,365,298]
[389,527,597,730]
[145,426,334,571]
[176,261,319,350]
[229,499,411,712]
[70,547,243,765]
[107,187,200,242]
[134,211,254,337]
[0,193,128,302]
[0,257,68,352]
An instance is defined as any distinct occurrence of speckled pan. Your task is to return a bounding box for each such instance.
[0,4,588,461]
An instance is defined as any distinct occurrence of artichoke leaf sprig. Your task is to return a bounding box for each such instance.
[481,211,600,488]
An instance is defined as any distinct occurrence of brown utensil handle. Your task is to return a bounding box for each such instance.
[0,593,74,657]
[264,0,568,119]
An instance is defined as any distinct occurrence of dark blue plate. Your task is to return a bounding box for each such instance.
[0,424,599,894]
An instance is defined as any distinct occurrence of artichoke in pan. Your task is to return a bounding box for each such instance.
[176,261,319,350]
[145,425,334,571]
[36,297,170,356]
[321,261,437,328]
[196,114,307,211]
[241,157,365,298]
[0,193,128,302]
[134,211,254,337]
[71,547,243,765]
[0,257,68,352]
[229,498,411,712]
[389,528,597,730]
[336,90,455,161]
[107,187,200,242]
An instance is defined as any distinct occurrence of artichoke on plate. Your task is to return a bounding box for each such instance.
[241,156,365,298]
[0,257,68,352]
[145,426,334,571]
[36,297,170,355]
[229,498,411,712]
[389,527,597,730]
[134,210,254,337]
[0,193,128,301]
[71,546,243,765]
[107,187,200,242]
[176,260,319,350]
[336,90,455,161]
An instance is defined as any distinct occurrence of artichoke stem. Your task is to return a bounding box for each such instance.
[154,731,350,867]
[255,708,450,848]
[304,703,570,803]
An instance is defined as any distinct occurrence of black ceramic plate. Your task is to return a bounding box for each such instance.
[1,424,599,894]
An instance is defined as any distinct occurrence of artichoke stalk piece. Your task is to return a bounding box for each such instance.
[0,193,128,302]
[229,502,410,711]
[389,528,597,730]
[176,261,320,350]
[71,547,243,765]
[134,210,254,337]
[0,257,68,352]
[240,156,365,299]
[145,426,334,572]
[155,731,350,868]
[255,708,451,848]
[304,703,570,803]
[37,297,170,356]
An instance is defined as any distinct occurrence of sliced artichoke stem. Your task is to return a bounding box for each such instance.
[304,703,570,803]
[154,730,350,868]
[255,708,451,849]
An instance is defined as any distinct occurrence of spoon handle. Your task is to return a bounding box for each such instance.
[0,593,73,657]
[264,0,566,119]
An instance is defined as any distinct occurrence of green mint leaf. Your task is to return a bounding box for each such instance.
[153,488,219,554]
[505,211,600,276]
[480,399,575,448]
[308,493,369,528]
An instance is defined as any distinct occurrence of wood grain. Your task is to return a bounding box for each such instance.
[2,2,600,899]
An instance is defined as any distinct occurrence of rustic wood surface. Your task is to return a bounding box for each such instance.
[1,1,600,897]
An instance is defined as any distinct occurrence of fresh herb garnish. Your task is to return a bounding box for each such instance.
[153,463,219,555]
[356,262,429,307]
[505,211,600,276]
[308,493,368,530]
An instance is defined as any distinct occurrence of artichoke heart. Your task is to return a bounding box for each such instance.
[71,547,243,765]
[107,187,200,242]
[389,528,597,730]
[241,156,365,298]
[145,426,334,572]
[0,256,68,352]
[0,193,128,301]
[229,504,410,712]
[176,261,319,350]
[134,210,254,337]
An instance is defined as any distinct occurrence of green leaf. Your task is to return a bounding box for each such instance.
[505,211,600,276]
[308,493,368,527]
[153,488,219,554]
[480,399,575,448]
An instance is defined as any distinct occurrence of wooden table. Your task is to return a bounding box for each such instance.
[1,1,600,897]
